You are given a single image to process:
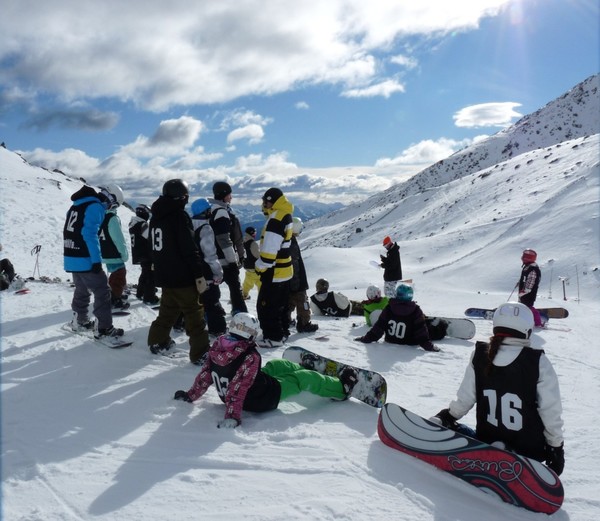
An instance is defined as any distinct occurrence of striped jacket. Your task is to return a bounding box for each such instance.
[255,194,294,282]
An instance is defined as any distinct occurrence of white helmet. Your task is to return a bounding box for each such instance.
[366,285,381,300]
[229,312,259,340]
[292,217,303,235]
[492,302,534,339]
[100,183,124,208]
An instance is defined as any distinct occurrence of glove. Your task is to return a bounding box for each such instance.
[195,277,207,295]
[91,262,103,273]
[173,390,192,403]
[434,408,459,430]
[422,342,440,352]
[545,443,565,475]
[217,418,240,429]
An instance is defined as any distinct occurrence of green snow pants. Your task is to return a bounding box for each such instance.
[262,359,346,401]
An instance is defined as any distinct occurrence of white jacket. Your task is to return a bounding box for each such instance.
[449,339,564,447]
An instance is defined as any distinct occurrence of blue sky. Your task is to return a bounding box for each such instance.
[0,0,598,205]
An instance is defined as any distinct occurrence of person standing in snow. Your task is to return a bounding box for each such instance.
[147,179,209,364]
[380,235,403,298]
[518,248,543,327]
[191,198,227,337]
[355,283,439,351]
[129,204,159,305]
[63,185,124,342]
[172,313,358,428]
[287,217,318,333]
[98,184,129,310]
[242,226,260,300]
[255,187,294,347]
[210,181,247,315]
[310,278,352,317]
[431,302,565,475]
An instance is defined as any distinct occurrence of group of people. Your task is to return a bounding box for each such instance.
[61,179,564,477]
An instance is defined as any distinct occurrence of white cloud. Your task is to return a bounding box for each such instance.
[389,54,418,69]
[342,79,406,99]
[227,124,265,145]
[0,1,513,110]
[453,102,523,128]
[120,116,203,158]
[375,137,473,168]
[295,101,310,110]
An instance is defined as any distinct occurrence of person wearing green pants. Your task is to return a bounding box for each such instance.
[173,313,358,428]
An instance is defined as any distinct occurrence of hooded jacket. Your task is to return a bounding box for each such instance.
[63,185,105,272]
[255,193,294,282]
[149,195,204,288]
[362,298,431,347]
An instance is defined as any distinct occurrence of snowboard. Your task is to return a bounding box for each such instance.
[377,403,563,514]
[61,323,132,349]
[465,307,569,320]
[426,317,476,340]
[282,346,387,408]
[112,310,131,316]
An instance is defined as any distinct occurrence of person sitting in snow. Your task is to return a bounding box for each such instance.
[173,313,358,428]
[0,243,19,291]
[355,283,439,351]
[361,285,389,326]
[309,278,352,317]
[430,302,565,476]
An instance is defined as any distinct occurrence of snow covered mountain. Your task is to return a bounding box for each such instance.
[300,74,599,301]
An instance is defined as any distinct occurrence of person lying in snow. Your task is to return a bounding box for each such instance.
[173,312,358,428]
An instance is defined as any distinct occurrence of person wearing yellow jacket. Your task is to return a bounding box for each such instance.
[254,187,294,348]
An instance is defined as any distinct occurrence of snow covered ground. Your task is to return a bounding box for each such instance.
[1,132,599,520]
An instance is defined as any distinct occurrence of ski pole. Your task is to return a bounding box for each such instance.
[31,244,41,278]
[507,281,519,301]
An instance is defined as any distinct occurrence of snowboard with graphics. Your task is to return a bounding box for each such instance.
[282,346,387,408]
[465,307,568,320]
[61,323,132,349]
[426,317,476,340]
[377,403,563,514]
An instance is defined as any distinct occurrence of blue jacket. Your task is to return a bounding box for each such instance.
[63,186,106,272]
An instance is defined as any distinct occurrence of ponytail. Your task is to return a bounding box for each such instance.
[484,335,504,375]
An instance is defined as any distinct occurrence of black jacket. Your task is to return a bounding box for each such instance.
[289,236,308,292]
[381,243,402,281]
[149,196,204,288]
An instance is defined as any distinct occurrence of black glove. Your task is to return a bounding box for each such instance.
[174,390,192,403]
[91,262,103,273]
[434,408,459,430]
[545,443,565,475]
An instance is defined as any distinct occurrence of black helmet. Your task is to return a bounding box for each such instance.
[213,181,232,200]
[245,226,256,235]
[262,187,283,204]
[162,179,189,200]
[135,204,151,221]
[316,278,329,293]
